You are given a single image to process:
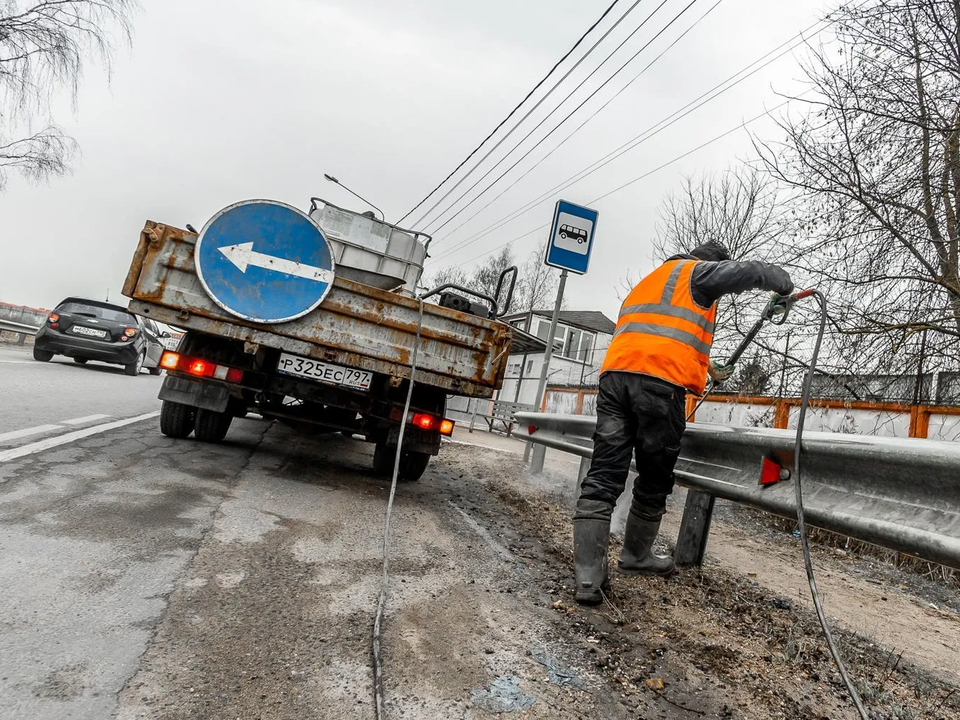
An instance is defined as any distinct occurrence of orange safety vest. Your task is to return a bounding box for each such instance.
[601,259,717,394]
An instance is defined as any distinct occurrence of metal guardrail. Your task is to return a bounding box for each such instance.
[514,411,960,571]
[0,318,40,345]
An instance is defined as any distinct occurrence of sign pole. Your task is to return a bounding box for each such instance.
[534,269,568,413]
[526,269,568,469]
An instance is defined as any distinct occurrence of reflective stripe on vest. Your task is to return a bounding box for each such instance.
[613,321,712,356]
[600,259,717,393]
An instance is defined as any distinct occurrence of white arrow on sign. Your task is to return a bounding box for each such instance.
[218,242,333,283]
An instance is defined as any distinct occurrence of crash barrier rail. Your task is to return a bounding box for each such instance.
[513,411,960,571]
[0,318,40,346]
[470,400,536,437]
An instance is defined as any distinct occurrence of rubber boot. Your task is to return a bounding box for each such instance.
[573,499,613,605]
[618,513,675,576]
[573,519,610,605]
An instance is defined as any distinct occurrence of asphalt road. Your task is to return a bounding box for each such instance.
[0,345,162,442]
[0,341,632,720]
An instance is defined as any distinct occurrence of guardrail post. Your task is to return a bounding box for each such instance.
[17,332,26,346]
[469,399,478,433]
[577,456,590,485]
[530,444,546,474]
[675,489,716,566]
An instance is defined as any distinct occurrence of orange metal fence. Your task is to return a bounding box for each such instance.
[544,386,960,439]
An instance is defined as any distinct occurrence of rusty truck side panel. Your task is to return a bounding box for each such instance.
[123,222,512,398]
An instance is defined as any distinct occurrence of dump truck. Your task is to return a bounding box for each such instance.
[122,197,539,481]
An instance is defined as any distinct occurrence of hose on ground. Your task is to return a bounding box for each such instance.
[793,291,869,720]
[372,297,424,720]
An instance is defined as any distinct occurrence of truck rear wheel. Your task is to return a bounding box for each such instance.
[194,408,233,443]
[373,441,430,482]
[398,450,430,482]
[160,401,195,439]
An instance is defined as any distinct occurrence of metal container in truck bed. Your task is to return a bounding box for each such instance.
[122,221,512,398]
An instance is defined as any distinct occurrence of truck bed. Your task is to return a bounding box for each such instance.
[122,222,512,398]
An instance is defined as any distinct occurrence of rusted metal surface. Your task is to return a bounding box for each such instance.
[124,222,512,397]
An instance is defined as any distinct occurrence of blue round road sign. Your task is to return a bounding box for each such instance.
[195,200,336,324]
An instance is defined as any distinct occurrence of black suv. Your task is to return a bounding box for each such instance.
[33,298,166,376]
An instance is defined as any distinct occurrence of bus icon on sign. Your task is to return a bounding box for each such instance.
[559,224,588,244]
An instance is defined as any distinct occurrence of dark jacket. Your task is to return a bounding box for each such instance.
[667,254,794,308]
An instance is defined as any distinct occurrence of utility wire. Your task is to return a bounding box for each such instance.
[421,0,703,234]
[433,0,725,248]
[442,97,793,269]
[397,0,634,226]
[430,13,836,263]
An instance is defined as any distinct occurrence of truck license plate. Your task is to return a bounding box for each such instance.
[277,353,373,391]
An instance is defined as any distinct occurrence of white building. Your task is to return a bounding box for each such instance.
[497,309,616,407]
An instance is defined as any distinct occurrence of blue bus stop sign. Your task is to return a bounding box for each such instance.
[195,200,336,324]
[544,199,599,275]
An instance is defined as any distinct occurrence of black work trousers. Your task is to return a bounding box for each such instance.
[578,371,687,521]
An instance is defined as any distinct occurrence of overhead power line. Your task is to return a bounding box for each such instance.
[420,0,704,234]
[430,11,839,264]
[432,0,725,249]
[396,0,632,226]
[443,97,794,270]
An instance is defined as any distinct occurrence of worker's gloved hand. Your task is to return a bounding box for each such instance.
[708,360,735,384]
[770,267,794,296]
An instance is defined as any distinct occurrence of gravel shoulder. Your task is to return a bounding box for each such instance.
[453,438,960,720]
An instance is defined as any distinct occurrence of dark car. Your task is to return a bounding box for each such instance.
[33,298,167,376]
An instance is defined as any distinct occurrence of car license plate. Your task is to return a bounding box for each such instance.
[72,325,107,339]
[276,353,373,391]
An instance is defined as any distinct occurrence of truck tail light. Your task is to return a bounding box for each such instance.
[48,313,59,323]
[188,359,211,377]
[412,412,436,430]
[124,327,137,337]
[409,413,455,436]
[159,351,243,383]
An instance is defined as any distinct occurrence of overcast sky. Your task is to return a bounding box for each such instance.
[0,0,834,320]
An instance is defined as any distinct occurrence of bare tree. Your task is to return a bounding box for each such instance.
[470,245,515,311]
[514,239,560,313]
[0,1,136,188]
[618,166,782,298]
[424,246,517,313]
[758,0,960,375]
[652,165,781,262]
[422,264,469,290]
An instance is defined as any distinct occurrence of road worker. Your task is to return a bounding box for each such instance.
[573,241,794,605]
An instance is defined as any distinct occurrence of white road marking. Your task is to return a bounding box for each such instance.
[61,414,112,426]
[0,412,160,464]
[0,360,39,364]
[0,424,63,443]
